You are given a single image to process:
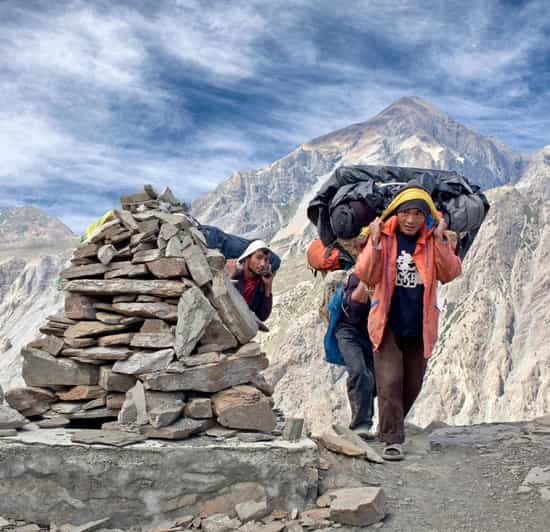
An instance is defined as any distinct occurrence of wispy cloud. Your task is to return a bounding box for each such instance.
[0,0,548,231]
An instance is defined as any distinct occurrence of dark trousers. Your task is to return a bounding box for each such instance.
[334,321,376,429]
[374,328,426,444]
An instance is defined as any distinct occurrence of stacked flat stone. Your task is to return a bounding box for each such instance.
[2,185,277,440]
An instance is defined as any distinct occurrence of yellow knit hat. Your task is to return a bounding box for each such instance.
[360,186,439,237]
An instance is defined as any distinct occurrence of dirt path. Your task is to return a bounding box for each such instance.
[319,422,550,531]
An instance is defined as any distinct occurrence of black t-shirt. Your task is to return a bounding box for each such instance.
[388,232,424,337]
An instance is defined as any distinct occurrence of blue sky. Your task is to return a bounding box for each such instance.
[1,0,548,232]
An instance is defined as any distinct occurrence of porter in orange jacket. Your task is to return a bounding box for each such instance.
[356,215,462,359]
[354,183,462,459]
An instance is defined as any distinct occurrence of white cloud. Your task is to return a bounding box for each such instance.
[0,0,549,233]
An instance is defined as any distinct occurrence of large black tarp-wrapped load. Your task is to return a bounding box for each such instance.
[307,165,490,259]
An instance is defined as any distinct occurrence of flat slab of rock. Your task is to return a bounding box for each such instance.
[132,248,163,264]
[65,279,186,297]
[130,333,174,349]
[181,245,212,287]
[212,385,276,433]
[67,407,119,420]
[147,258,189,279]
[143,354,268,393]
[61,264,108,280]
[98,333,134,347]
[332,424,384,464]
[36,416,70,428]
[184,398,213,419]
[71,429,147,447]
[104,262,148,279]
[57,386,106,401]
[329,487,385,527]
[140,319,171,333]
[175,286,216,358]
[145,417,214,440]
[319,432,365,457]
[22,348,99,386]
[207,273,258,344]
[99,367,136,392]
[65,294,97,320]
[95,312,141,326]
[429,424,522,450]
[182,352,224,367]
[112,348,174,376]
[62,346,132,361]
[64,337,97,348]
[64,321,132,339]
[73,242,100,259]
[112,302,178,321]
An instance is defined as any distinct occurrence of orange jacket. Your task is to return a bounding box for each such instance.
[355,216,462,358]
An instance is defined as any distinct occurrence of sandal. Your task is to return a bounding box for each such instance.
[382,443,405,461]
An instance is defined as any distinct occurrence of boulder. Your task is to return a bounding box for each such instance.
[184,398,213,419]
[212,385,276,433]
[329,487,386,527]
[5,387,56,417]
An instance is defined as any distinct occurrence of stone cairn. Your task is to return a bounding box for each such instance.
[1,186,280,443]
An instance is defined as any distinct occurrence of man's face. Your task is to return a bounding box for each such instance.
[245,249,271,277]
[397,208,426,236]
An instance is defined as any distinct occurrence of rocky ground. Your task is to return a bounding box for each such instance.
[319,419,550,532]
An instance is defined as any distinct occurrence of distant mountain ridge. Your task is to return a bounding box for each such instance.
[192,96,528,241]
[0,206,75,250]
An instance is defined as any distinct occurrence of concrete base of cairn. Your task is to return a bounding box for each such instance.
[0,429,319,529]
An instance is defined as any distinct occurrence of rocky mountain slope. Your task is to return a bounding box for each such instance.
[0,207,74,388]
[412,158,550,426]
[192,96,526,241]
[0,206,75,252]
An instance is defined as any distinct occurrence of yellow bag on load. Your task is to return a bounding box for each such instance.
[82,210,115,241]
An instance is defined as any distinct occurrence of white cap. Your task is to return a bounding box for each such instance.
[237,240,272,263]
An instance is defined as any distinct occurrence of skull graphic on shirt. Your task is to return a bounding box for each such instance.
[395,251,423,288]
